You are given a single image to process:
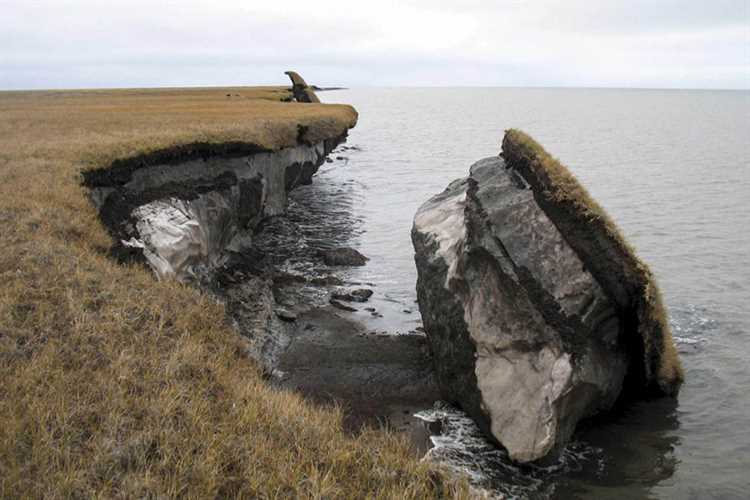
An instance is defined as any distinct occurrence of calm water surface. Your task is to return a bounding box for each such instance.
[307,88,750,498]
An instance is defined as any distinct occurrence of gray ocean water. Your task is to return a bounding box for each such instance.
[298,88,749,498]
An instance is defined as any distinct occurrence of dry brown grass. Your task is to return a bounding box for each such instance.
[502,129,684,396]
[0,87,467,498]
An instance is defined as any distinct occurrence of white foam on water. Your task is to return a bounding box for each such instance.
[670,303,717,353]
[415,401,605,499]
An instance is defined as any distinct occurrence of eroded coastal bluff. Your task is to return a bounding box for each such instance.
[84,86,683,470]
[84,75,347,281]
[84,123,348,281]
[412,129,684,463]
[81,74,441,435]
[1,80,472,498]
[0,76,685,496]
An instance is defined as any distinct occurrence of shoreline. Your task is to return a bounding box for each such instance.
[206,185,442,451]
[0,85,465,497]
[79,86,440,437]
[75,81,445,444]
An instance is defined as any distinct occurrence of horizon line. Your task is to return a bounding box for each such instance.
[1,83,748,93]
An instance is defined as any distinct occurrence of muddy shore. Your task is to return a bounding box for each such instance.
[206,168,442,452]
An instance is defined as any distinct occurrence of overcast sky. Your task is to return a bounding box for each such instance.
[1,0,748,90]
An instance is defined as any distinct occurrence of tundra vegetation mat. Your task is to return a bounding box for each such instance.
[0,87,467,498]
[501,129,683,396]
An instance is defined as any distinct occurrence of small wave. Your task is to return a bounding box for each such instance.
[669,303,718,353]
[415,402,605,499]
[672,336,706,346]
[669,304,718,334]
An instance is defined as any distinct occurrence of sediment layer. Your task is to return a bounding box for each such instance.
[85,134,347,280]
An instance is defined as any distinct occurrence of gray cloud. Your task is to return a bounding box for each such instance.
[1,0,748,89]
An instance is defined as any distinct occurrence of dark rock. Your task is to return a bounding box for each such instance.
[311,275,344,286]
[320,247,369,267]
[272,272,307,286]
[349,288,373,301]
[220,276,286,369]
[329,298,357,312]
[331,290,350,301]
[411,130,683,463]
[423,417,443,435]
[275,308,297,322]
[331,288,373,303]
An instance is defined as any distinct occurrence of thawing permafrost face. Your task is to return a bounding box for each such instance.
[124,199,205,279]
[124,194,236,280]
[475,347,573,462]
[413,183,468,287]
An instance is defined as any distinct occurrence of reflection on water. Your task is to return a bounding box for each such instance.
[554,398,680,499]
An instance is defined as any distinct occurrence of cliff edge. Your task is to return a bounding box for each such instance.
[0,84,464,498]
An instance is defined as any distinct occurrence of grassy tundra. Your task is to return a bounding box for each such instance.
[0,87,466,498]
